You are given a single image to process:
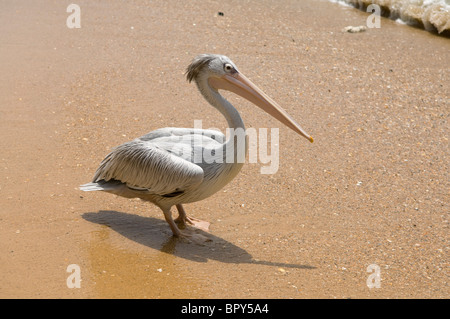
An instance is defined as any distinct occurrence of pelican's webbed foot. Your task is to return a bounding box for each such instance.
[174,204,210,232]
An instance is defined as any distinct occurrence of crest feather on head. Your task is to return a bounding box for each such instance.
[185,54,216,83]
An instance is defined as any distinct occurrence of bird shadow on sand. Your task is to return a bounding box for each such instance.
[82,210,315,270]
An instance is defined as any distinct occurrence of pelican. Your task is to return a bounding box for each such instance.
[80,54,313,238]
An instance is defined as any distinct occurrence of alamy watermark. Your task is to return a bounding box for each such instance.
[366,4,381,29]
[167,120,281,174]
[66,264,81,288]
[366,264,381,289]
[66,4,81,29]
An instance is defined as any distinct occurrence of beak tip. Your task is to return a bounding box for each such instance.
[309,136,314,143]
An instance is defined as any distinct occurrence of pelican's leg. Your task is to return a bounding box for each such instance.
[174,204,188,229]
[175,204,210,232]
[162,208,182,237]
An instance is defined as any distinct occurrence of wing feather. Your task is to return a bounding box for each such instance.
[140,127,225,144]
[93,139,204,195]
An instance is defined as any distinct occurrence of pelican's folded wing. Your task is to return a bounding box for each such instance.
[140,127,225,144]
[92,139,204,196]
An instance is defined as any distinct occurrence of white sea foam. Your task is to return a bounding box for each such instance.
[395,18,407,24]
[333,0,450,33]
[328,0,354,8]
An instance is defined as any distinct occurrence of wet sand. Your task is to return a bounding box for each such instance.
[0,0,448,298]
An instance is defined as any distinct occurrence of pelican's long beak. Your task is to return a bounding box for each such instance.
[208,72,313,143]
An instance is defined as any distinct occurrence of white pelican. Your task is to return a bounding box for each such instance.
[80,54,313,238]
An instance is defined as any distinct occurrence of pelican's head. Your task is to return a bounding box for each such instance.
[186,54,313,143]
[186,54,238,82]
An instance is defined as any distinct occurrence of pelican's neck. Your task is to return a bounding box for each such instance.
[195,77,248,164]
[196,77,245,131]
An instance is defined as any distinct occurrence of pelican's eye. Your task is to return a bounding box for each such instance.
[224,63,234,73]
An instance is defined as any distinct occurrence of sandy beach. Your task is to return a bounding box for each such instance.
[0,0,448,298]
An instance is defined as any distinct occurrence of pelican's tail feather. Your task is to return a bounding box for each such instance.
[80,179,139,199]
[80,179,124,192]
[79,182,105,191]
